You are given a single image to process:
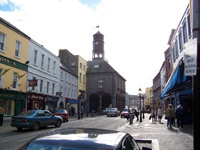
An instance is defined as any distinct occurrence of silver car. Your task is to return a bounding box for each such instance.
[107,108,120,117]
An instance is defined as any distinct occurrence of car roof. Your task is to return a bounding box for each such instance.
[24,128,127,149]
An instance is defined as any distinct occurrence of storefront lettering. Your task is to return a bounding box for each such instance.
[0,93,13,98]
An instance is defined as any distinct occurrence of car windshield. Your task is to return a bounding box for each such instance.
[55,109,67,113]
[18,110,36,116]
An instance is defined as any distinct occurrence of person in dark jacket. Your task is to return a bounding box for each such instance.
[176,105,184,128]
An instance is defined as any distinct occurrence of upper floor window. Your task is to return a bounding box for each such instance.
[175,39,179,59]
[84,65,85,71]
[182,20,188,44]
[60,71,63,80]
[46,81,49,94]
[34,50,38,65]
[168,58,171,69]
[47,58,50,71]
[79,73,82,82]
[0,32,6,52]
[52,83,55,95]
[178,29,183,52]
[83,74,86,84]
[41,54,45,68]
[187,14,191,37]
[80,63,82,69]
[15,40,21,57]
[53,61,56,73]
[13,72,18,89]
[98,80,103,88]
[172,44,176,63]
[40,79,43,92]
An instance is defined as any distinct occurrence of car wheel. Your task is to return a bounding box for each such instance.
[32,122,40,131]
[17,127,23,131]
[55,120,61,127]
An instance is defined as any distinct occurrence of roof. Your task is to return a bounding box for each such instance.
[87,60,126,81]
[22,128,127,149]
[60,60,77,77]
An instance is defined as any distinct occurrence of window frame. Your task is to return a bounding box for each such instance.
[34,49,38,65]
[0,32,6,52]
[15,40,21,58]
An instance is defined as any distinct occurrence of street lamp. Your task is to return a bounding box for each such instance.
[78,92,81,120]
[138,88,142,122]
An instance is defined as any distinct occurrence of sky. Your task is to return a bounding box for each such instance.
[0,0,189,95]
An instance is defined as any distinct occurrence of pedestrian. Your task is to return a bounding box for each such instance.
[134,108,139,121]
[176,105,184,128]
[157,106,163,123]
[151,106,156,123]
[165,104,175,128]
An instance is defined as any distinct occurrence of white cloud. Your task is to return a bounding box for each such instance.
[0,0,189,94]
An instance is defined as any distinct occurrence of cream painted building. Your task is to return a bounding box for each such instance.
[0,17,30,116]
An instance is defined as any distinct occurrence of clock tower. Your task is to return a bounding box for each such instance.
[92,31,104,60]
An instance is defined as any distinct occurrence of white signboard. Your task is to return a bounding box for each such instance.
[184,38,197,76]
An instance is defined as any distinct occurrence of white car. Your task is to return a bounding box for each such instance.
[107,108,120,117]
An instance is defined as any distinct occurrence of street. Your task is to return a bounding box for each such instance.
[0,114,193,150]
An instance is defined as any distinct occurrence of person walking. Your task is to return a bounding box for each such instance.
[157,106,163,123]
[165,104,175,128]
[151,106,157,123]
[176,105,184,128]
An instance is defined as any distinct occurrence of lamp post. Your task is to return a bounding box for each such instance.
[138,88,142,122]
[142,95,145,119]
[78,92,81,120]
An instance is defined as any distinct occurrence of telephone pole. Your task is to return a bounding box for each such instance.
[192,0,200,149]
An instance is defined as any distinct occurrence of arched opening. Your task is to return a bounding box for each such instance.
[102,94,112,110]
[89,94,99,112]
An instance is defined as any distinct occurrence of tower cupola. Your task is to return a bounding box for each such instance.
[92,31,104,60]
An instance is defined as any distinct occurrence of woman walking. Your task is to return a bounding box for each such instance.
[165,104,175,128]
[151,106,157,123]
[157,106,162,123]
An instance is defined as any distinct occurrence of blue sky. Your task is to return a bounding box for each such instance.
[0,0,189,94]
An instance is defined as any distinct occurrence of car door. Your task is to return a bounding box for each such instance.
[44,111,55,125]
[36,111,47,127]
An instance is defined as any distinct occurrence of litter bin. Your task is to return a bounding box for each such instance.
[0,114,3,126]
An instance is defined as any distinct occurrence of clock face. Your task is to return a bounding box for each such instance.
[95,41,98,45]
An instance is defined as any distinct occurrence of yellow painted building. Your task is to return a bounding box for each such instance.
[145,87,152,108]
[0,17,30,116]
[77,56,87,99]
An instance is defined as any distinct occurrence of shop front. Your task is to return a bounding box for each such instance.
[27,92,45,110]
[45,95,59,112]
[0,89,26,116]
[66,98,78,116]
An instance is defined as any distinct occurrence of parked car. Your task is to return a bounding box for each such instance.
[10,110,63,131]
[121,108,130,118]
[107,108,120,117]
[19,128,152,150]
[54,109,68,122]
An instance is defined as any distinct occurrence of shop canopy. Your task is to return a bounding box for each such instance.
[160,63,191,100]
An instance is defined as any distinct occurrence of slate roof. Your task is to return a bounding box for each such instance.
[87,60,126,81]
[60,60,77,77]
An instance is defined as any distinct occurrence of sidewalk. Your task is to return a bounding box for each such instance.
[120,113,193,150]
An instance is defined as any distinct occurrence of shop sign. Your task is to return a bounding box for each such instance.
[184,38,197,76]
[29,80,37,86]
[28,93,45,101]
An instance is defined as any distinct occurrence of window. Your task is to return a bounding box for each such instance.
[53,61,56,73]
[15,40,21,57]
[65,73,68,82]
[32,77,36,91]
[98,80,103,88]
[46,81,49,94]
[13,72,18,89]
[60,86,63,95]
[178,30,183,52]
[0,32,6,51]
[47,58,50,71]
[0,68,3,88]
[80,63,82,69]
[52,83,55,95]
[40,80,43,92]
[41,54,44,68]
[84,65,85,71]
[175,39,179,59]
[79,73,82,82]
[83,74,86,84]
[172,45,176,63]
[60,71,63,80]
[182,20,188,44]
[187,14,191,37]
[168,58,171,69]
[34,50,38,65]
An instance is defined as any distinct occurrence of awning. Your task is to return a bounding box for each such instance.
[160,62,192,100]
